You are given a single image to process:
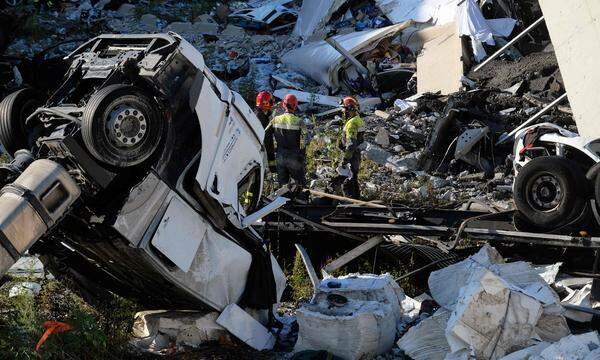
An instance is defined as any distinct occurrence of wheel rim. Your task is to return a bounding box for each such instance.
[106,104,147,148]
[527,173,563,211]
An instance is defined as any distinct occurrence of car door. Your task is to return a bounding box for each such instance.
[193,70,265,224]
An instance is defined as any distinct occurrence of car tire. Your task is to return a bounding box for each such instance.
[0,88,42,157]
[514,156,587,229]
[81,84,163,167]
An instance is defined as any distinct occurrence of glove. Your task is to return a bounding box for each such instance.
[336,164,353,180]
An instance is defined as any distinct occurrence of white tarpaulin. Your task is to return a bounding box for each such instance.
[283,22,411,90]
[293,0,347,39]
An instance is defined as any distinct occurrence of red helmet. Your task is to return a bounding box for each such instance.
[256,91,274,111]
[341,96,359,111]
[282,94,298,112]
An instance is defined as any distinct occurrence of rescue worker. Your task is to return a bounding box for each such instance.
[338,96,365,199]
[255,91,277,172]
[271,94,305,187]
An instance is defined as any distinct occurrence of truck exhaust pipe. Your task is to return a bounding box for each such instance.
[0,159,80,275]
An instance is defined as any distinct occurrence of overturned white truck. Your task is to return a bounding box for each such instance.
[0,33,285,311]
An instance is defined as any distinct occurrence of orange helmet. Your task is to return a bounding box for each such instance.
[340,96,359,116]
[256,91,274,111]
[282,94,298,112]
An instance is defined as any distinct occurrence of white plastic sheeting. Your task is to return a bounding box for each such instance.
[282,23,410,90]
[401,245,572,359]
[293,0,347,39]
[428,245,560,308]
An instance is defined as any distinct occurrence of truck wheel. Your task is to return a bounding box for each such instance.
[81,85,163,167]
[0,88,42,157]
[514,156,587,229]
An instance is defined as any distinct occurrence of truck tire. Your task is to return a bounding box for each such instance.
[81,84,163,167]
[514,156,587,229]
[0,88,42,158]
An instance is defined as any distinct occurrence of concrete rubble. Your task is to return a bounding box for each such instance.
[1,0,598,358]
[131,310,228,354]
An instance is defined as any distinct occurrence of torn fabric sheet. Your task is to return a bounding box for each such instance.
[456,0,516,44]
[293,0,347,39]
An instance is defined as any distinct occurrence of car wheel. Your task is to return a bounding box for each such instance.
[81,84,163,167]
[0,88,42,157]
[514,156,587,229]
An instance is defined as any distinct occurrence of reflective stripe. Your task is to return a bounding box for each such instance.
[273,122,300,130]
[272,113,302,130]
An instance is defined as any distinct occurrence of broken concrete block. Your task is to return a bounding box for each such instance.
[221,25,245,36]
[216,304,275,351]
[364,142,392,165]
[117,3,136,17]
[7,256,44,278]
[192,21,219,35]
[9,282,41,297]
[446,270,542,359]
[140,14,159,31]
[132,310,226,348]
[375,110,391,120]
[165,22,193,34]
[375,128,390,148]
[538,332,600,359]
[397,309,451,360]
[295,299,396,360]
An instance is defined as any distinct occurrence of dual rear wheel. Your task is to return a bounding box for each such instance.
[0,85,163,167]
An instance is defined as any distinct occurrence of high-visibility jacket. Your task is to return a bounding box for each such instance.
[271,112,304,153]
[342,115,365,161]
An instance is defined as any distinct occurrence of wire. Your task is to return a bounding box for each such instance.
[434,136,459,173]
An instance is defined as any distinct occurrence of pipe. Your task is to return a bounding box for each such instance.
[473,17,545,73]
[497,93,568,145]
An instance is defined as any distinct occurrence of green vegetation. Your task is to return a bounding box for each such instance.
[0,277,141,359]
[288,252,313,303]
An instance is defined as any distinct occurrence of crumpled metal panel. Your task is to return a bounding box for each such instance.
[283,23,411,90]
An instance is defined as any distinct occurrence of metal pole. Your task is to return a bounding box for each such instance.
[325,36,370,77]
[473,16,545,73]
[497,92,568,145]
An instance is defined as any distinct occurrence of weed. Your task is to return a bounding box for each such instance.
[288,252,313,303]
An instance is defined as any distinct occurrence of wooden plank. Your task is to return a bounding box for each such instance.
[322,236,385,276]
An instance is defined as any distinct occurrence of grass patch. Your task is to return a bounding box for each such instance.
[0,277,140,359]
[288,253,313,303]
